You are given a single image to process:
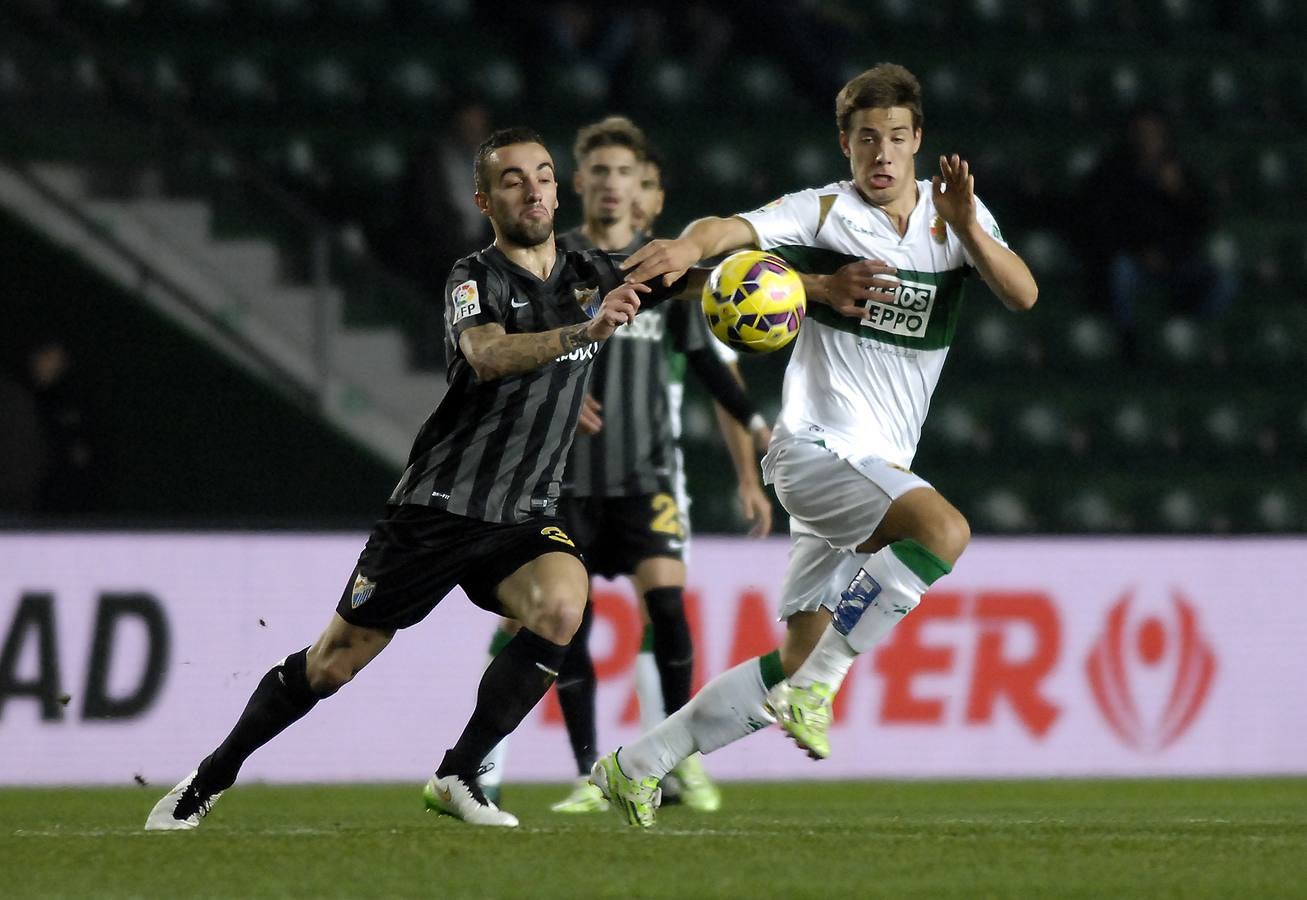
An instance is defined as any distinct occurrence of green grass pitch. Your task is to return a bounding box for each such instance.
[4,779,1306,898]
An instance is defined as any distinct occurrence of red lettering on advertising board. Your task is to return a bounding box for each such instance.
[873,592,961,724]
[727,589,785,667]
[965,591,1061,737]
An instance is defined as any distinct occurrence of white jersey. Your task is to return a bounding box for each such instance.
[738,179,1008,471]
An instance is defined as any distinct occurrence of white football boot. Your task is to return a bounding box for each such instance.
[423,773,519,827]
[144,770,224,831]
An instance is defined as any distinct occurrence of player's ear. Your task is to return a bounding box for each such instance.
[474,191,490,217]
[912,128,923,154]
[839,131,851,159]
[572,169,584,196]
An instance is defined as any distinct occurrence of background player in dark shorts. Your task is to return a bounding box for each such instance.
[144,128,691,831]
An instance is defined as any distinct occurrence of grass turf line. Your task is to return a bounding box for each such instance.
[3,779,1306,899]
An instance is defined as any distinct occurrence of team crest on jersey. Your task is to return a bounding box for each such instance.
[930,214,948,244]
[573,285,600,316]
[451,279,481,323]
[350,573,376,609]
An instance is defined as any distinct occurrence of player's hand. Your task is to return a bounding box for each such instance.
[737,481,773,539]
[620,237,700,287]
[931,154,977,231]
[587,282,648,341]
[577,394,603,435]
[822,260,899,320]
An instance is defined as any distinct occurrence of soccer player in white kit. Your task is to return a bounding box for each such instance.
[588,62,1039,826]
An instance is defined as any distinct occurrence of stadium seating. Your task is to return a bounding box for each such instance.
[3,0,1304,532]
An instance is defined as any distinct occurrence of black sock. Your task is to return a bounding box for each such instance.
[199,647,322,791]
[555,602,597,775]
[645,586,694,715]
[437,628,568,779]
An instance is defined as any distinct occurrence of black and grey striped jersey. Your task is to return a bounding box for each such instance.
[387,243,625,524]
[557,228,710,498]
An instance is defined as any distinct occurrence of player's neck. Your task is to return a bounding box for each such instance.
[582,219,636,252]
[860,181,919,237]
[496,234,558,280]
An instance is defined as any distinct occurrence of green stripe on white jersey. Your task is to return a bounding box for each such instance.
[736,179,1010,470]
[769,244,969,352]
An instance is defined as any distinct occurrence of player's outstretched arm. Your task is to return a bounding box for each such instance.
[459,283,648,381]
[932,154,1038,311]
[620,216,756,286]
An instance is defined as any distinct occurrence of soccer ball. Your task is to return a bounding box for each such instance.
[701,250,806,353]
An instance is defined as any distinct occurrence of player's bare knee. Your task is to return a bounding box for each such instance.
[928,507,971,565]
[527,592,585,645]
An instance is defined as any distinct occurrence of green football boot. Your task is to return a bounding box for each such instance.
[765,680,835,760]
[589,751,662,828]
[670,753,721,812]
[549,776,607,813]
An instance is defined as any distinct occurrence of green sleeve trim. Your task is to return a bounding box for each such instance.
[890,539,952,586]
[488,627,514,657]
[758,649,785,689]
[640,624,654,653]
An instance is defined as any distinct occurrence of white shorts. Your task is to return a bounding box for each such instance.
[762,436,930,619]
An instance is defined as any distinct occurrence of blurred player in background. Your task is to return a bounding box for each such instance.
[591,62,1039,826]
[144,128,678,831]
[478,118,770,814]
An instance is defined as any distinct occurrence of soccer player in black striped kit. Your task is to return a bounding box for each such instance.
[478,118,770,812]
[144,127,695,830]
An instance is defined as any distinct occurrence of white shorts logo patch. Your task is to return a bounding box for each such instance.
[451,279,481,324]
[862,279,936,339]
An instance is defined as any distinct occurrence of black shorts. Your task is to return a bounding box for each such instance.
[561,492,685,580]
[336,504,584,630]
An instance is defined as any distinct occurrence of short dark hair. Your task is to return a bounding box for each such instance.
[836,63,923,134]
[572,115,647,167]
[473,126,546,192]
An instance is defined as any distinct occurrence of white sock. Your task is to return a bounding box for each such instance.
[634,649,665,733]
[790,542,943,689]
[619,655,776,781]
[789,626,858,691]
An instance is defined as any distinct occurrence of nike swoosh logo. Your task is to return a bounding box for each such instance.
[511,298,530,308]
[437,785,453,804]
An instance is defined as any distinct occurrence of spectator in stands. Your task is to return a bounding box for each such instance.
[390,98,496,366]
[0,368,46,514]
[392,98,495,298]
[23,336,100,514]
[1073,105,1235,352]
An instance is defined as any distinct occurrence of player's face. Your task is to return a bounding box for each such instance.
[478,142,559,247]
[631,161,665,234]
[573,145,641,227]
[840,106,921,208]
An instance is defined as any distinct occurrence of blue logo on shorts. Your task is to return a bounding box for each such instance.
[350,573,376,609]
